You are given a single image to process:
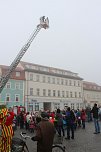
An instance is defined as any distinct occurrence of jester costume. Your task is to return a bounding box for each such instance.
[0,105,14,152]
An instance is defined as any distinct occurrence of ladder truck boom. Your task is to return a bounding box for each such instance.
[0,16,49,93]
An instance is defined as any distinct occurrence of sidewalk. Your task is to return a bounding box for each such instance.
[64,122,101,152]
[14,122,101,152]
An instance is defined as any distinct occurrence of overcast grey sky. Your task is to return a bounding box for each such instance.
[0,0,101,85]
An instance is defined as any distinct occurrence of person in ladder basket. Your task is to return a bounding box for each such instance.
[0,105,14,152]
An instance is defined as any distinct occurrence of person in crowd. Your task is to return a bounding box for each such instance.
[65,107,75,140]
[86,106,92,122]
[55,108,65,137]
[62,115,67,130]
[36,116,41,125]
[25,112,31,130]
[31,112,55,152]
[49,116,55,124]
[81,109,86,129]
[30,112,35,121]
[16,113,20,126]
[50,111,55,119]
[98,106,101,121]
[49,111,55,124]
[19,111,24,129]
[74,110,78,130]
[0,105,14,152]
[76,109,81,127]
[12,114,17,131]
[29,118,35,133]
[91,103,100,134]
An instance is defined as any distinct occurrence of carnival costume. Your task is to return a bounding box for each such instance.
[0,105,14,152]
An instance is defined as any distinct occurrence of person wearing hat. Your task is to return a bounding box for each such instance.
[31,112,55,152]
[0,105,14,152]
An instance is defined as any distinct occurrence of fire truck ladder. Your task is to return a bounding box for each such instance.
[0,16,49,93]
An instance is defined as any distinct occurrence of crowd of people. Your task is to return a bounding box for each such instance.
[14,107,92,139]
[0,103,101,152]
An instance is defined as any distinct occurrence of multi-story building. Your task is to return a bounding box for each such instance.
[19,61,83,112]
[0,65,25,108]
[83,81,101,108]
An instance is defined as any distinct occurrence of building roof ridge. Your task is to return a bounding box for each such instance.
[20,61,77,74]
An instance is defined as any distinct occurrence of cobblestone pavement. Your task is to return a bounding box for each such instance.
[14,122,101,152]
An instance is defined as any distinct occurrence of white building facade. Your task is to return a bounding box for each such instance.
[19,61,84,112]
[83,81,101,108]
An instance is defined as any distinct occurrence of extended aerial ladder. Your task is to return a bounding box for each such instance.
[0,16,49,93]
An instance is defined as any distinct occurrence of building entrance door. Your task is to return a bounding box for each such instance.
[43,102,51,111]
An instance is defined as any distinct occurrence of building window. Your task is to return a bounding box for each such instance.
[75,92,77,98]
[89,85,92,89]
[52,78,55,84]
[35,103,39,111]
[15,94,19,102]
[70,91,73,98]
[76,103,79,109]
[93,86,96,89]
[83,84,86,88]
[48,77,50,83]
[69,80,72,86]
[30,88,33,96]
[96,95,99,99]
[36,88,40,96]
[29,105,33,111]
[65,80,68,85]
[48,90,51,96]
[66,91,69,98]
[97,87,100,90]
[43,89,46,96]
[71,103,74,110]
[16,72,20,77]
[79,92,81,98]
[58,90,60,97]
[61,79,64,85]
[74,81,76,86]
[78,81,80,86]
[53,90,56,97]
[64,103,68,109]
[6,94,10,101]
[36,75,40,82]
[54,103,60,109]
[6,82,11,89]
[80,103,83,109]
[87,94,90,99]
[30,73,33,81]
[57,78,60,84]
[43,76,46,83]
[15,83,20,89]
[62,91,65,97]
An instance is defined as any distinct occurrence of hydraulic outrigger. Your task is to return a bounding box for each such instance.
[0,16,49,93]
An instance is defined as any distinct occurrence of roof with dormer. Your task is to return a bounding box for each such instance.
[20,61,83,80]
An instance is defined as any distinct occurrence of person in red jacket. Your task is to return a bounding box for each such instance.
[81,109,86,129]
[0,105,14,152]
